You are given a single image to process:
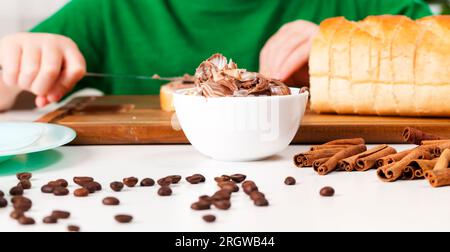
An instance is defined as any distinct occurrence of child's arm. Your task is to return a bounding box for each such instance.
[0,33,86,110]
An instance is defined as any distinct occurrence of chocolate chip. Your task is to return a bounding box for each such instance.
[123,177,139,187]
[213,200,231,210]
[102,197,120,206]
[157,177,172,186]
[249,191,265,201]
[0,198,7,208]
[140,178,155,187]
[9,185,23,196]
[41,185,55,194]
[284,176,296,185]
[12,196,32,211]
[110,181,124,192]
[18,179,31,190]
[68,225,80,232]
[320,186,335,197]
[18,216,35,225]
[16,172,32,180]
[254,198,269,207]
[230,174,247,183]
[115,214,133,223]
[202,215,216,223]
[73,177,94,186]
[53,187,69,196]
[10,210,24,219]
[43,216,58,224]
[191,200,211,210]
[51,210,70,219]
[157,186,172,196]
[74,188,89,197]
[167,175,182,184]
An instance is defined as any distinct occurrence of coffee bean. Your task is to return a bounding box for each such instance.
[16,172,32,180]
[157,177,172,186]
[0,190,4,197]
[110,181,124,192]
[41,185,55,194]
[9,185,23,196]
[192,174,206,182]
[10,210,24,219]
[18,216,35,225]
[123,177,139,187]
[56,179,69,188]
[74,188,89,197]
[43,216,58,224]
[115,214,133,223]
[254,198,269,207]
[102,197,120,206]
[249,191,265,201]
[68,225,80,232]
[51,210,71,219]
[82,182,98,193]
[186,175,203,184]
[218,181,239,192]
[18,179,32,190]
[0,198,7,208]
[53,187,69,196]
[284,176,296,185]
[213,200,231,210]
[214,176,230,182]
[198,195,212,203]
[202,215,216,223]
[167,175,182,184]
[73,177,94,186]
[157,186,172,196]
[47,181,61,187]
[230,174,247,183]
[12,196,32,211]
[320,186,335,197]
[211,190,231,201]
[140,178,155,187]
[191,200,211,210]
[242,181,258,194]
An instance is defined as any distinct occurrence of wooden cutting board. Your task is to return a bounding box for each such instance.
[37,95,450,145]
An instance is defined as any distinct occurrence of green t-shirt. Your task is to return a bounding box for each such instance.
[31,0,432,95]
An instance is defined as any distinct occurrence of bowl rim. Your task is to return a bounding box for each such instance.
[173,87,308,100]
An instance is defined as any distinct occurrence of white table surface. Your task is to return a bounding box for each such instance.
[1,108,450,232]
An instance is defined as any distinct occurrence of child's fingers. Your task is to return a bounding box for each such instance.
[18,44,41,91]
[278,43,311,81]
[30,46,63,96]
[0,42,22,86]
[35,95,49,108]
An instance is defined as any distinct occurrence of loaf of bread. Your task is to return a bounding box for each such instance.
[309,15,450,116]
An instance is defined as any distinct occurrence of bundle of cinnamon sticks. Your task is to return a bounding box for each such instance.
[293,127,450,188]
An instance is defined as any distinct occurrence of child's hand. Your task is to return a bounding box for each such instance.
[259,20,319,81]
[0,33,86,107]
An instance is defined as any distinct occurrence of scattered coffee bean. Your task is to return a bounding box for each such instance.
[186,175,203,184]
[102,197,120,206]
[320,186,335,197]
[82,182,98,193]
[198,195,212,203]
[10,210,24,219]
[242,181,258,194]
[249,191,266,201]
[254,198,269,207]
[0,190,4,197]
[0,198,7,208]
[92,182,102,191]
[157,186,172,196]
[9,185,23,196]
[218,181,239,192]
[12,196,32,211]
[140,178,155,187]
[214,175,230,182]
[123,177,139,187]
[191,200,211,210]
[51,210,71,219]
[192,174,206,182]
[284,176,296,185]
[18,179,31,190]
[56,179,69,188]
[213,200,231,210]
[230,174,247,183]
[68,225,80,232]
[157,177,172,186]
[74,188,90,197]
[16,172,32,180]
[73,176,94,185]
[110,181,124,192]
[202,214,216,223]
[167,175,182,184]
[41,185,55,194]
[43,216,58,224]
[53,187,69,196]
[115,214,133,223]
[211,190,231,201]
[18,216,35,225]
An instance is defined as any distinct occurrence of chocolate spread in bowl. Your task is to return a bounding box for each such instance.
[194,53,291,97]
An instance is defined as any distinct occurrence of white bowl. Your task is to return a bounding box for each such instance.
[173,88,308,161]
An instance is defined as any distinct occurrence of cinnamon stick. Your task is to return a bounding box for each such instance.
[321,138,365,146]
[294,148,342,167]
[426,169,450,187]
[310,145,353,151]
[317,145,367,175]
[432,141,450,158]
[402,127,441,145]
[377,146,432,182]
[402,159,437,180]
[421,139,450,145]
[414,169,424,179]
[337,145,395,172]
[402,166,416,180]
[312,158,329,171]
[434,148,450,171]
[375,149,411,168]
